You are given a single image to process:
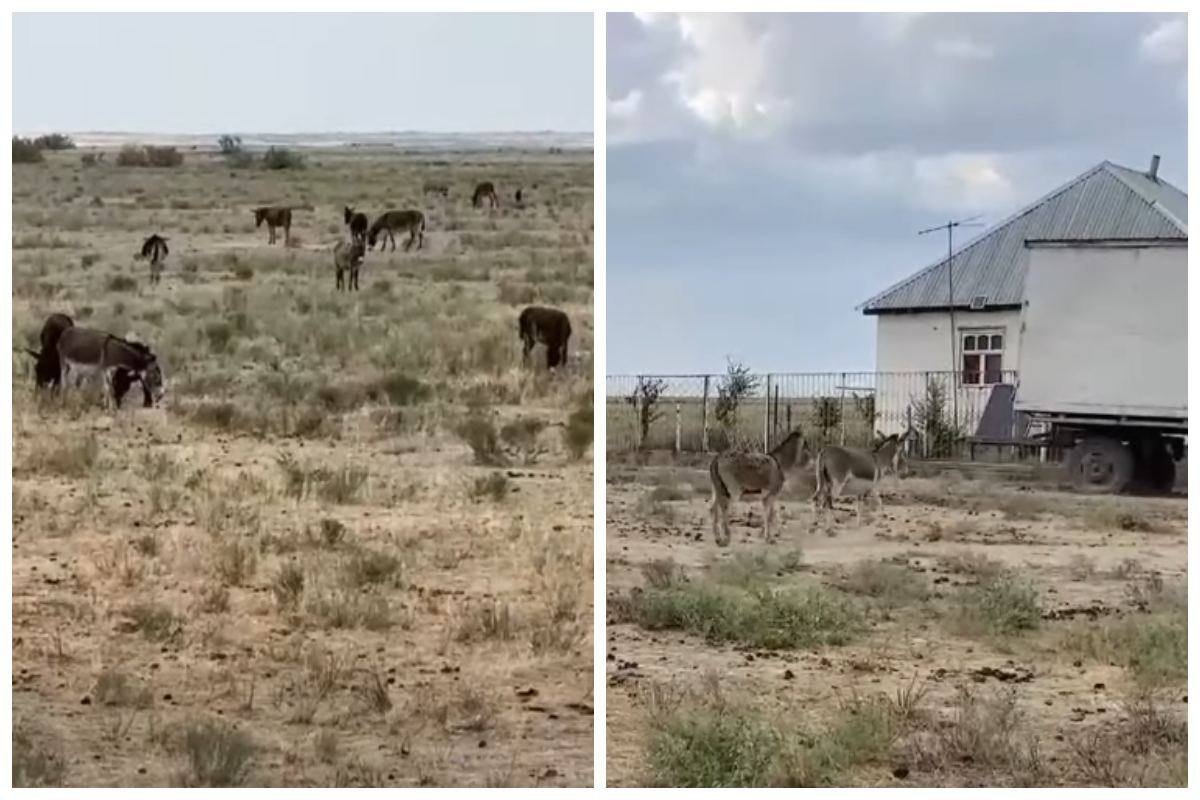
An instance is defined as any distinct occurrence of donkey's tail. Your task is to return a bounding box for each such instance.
[709,456,730,501]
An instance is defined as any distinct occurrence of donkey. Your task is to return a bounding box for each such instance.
[709,430,811,547]
[253,206,293,245]
[472,181,498,209]
[333,240,366,291]
[367,210,425,252]
[135,234,169,284]
[57,327,166,409]
[343,206,368,247]
[518,306,571,369]
[812,430,911,524]
[21,312,75,390]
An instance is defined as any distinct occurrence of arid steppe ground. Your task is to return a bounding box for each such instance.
[606,461,1186,787]
[12,142,593,787]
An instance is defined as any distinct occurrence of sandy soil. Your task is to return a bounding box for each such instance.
[605,464,1187,787]
[12,145,594,787]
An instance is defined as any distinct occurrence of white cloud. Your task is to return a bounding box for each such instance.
[1140,19,1186,64]
[933,37,995,60]
[607,89,643,119]
[657,13,786,134]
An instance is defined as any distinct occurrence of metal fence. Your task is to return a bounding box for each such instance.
[606,370,1021,456]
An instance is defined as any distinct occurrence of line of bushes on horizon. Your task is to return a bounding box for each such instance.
[12,133,76,164]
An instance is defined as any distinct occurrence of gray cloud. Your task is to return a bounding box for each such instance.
[606,12,1187,375]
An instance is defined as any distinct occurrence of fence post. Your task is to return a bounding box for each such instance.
[674,402,682,454]
[701,375,710,452]
[839,372,847,446]
[773,385,780,441]
[763,374,772,452]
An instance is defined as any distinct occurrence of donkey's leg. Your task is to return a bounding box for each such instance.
[763,494,778,542]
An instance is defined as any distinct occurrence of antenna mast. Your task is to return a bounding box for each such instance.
[917,215,983,435]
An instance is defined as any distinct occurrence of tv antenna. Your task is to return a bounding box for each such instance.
[918,215,985,432]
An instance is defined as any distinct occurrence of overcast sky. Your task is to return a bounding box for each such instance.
[607,12,1188,375]
[13,13,593,133]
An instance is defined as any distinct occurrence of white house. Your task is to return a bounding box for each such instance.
[860,157,1187,436]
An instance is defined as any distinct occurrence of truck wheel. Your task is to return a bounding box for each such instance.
[1067,436,1134,494]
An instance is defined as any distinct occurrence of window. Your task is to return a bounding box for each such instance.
[961,329,1004,385]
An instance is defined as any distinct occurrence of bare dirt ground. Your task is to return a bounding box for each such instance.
[12,143,593,787]
[606,462,1187,787]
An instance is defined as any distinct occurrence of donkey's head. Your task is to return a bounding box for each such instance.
[771,429,811,471]
[344,206,354,225]
[253,208,267,228]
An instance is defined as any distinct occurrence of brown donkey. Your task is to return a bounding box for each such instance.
[253,206,293,245]
[709,431,811,547]
[367,210,425,252]
[472,181,498,209]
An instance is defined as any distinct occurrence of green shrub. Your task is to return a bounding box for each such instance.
[33,133,75,150]
[13,136,44,164]
[262,147,304,170]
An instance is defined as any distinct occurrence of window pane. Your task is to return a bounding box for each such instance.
[990,334,1003,350]
[963,335,976,351]
[962,354,981,385]
[984,354,1002,384]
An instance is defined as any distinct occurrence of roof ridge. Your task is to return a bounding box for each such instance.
[858,161,1110,311]
[1101,161,1188,234]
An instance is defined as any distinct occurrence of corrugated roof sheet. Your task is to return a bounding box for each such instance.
[861,160,1188,314]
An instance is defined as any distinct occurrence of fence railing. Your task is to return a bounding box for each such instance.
[606,370,1021,457]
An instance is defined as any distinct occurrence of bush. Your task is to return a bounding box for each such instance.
[456,408,506,466]
[107,274,138,293]
[470,472,510,502]
[217,134,243,154]
[179,718,256,787]
[623,583,863,650]
[33,133,75,150]
[562,402,593,460]
[116,144,183,167]
[954,570,1042,637]
[13,136,44,164]
[116,145,148,167]
[146,146,184,167]
[262,146,304,170]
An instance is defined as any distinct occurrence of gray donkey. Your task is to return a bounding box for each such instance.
[708,430,811,547]
[57,327,166,409]
[812,430,911,524]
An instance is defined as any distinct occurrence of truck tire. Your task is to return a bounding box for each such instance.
[1066,435,1134,494]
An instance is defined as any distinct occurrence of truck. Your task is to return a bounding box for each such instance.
[1014,238,1187,493]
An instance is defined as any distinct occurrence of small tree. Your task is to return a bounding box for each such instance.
[713,359,758,430]
[625,376,666,449]
[812,397,842,443]
[262,147,304,170]
[910,377,965,458]
[33,133,75,150]
[12,137,43,164]
[218,134,243,154]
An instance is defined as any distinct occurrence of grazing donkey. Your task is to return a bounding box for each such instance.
[21,312,76,390]
[367,210,425,252]
[344,206,368,247]
[518,306,571,369]
[57,327,166,409]
[812,431,911,524]
[472,181,498,209]
[135,234,169,284]
[333,240,366,291]
[253,206,293,245]
[709,431,811,547]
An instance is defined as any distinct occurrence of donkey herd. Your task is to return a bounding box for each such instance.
[707,427,913,545]
[19,179,575,410]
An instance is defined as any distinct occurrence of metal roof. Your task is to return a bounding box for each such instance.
[861,160,1188,314]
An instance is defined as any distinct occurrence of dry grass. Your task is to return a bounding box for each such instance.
[12,143,593,787]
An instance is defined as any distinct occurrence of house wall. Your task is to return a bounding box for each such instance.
[873,309,1022,437]
[875,309,1022,374]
